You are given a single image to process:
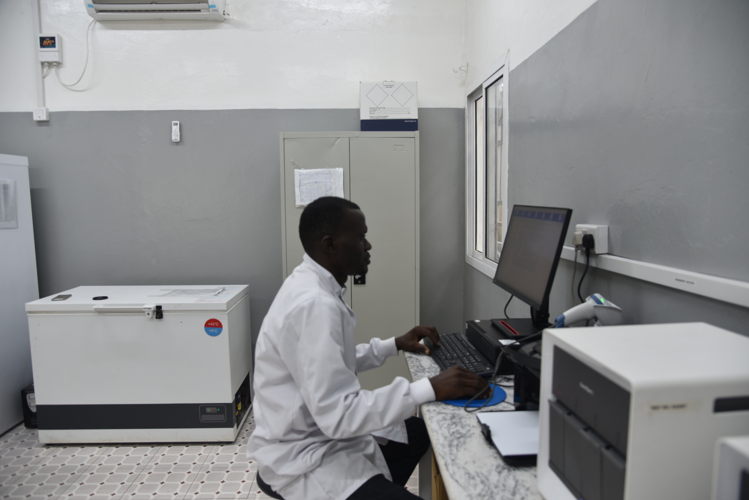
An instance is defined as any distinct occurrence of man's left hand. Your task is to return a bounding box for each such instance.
[395,326,440,355]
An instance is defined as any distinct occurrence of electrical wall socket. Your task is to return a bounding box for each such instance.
[574,224,609,254]
[33,108,49,122]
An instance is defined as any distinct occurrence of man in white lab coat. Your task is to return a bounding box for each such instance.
[249,196,486,500]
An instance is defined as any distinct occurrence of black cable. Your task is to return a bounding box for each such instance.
[512,330,543,345]
[577,246,591,302]
[463,351,505,413]
[503,294,514,319]
[462,382,493,413]
[570,247,579,299]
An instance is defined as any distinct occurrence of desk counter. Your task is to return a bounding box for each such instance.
[405,352,542,500]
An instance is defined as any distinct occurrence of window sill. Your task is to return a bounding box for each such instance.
[465,252,498,279]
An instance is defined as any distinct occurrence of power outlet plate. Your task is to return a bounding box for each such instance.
[33,108,49,122]
[574,224,609,254]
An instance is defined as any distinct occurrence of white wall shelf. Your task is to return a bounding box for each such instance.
[559,246,749,309]
[467,243,749,309]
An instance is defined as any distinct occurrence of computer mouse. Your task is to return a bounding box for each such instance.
[423,336,439,354]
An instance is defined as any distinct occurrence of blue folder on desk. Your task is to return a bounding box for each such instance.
[477,411,539,463]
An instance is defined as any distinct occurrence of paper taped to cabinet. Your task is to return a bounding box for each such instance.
[294,168,344,207]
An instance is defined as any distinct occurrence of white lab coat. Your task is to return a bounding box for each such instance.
[248,254,435,500]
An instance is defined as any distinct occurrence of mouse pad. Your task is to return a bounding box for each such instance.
[442,384,506,408]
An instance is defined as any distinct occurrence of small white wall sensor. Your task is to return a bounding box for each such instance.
[171,121,181,143]
[38,34,61,63]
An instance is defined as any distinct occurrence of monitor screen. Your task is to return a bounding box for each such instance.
[493,205,572,312]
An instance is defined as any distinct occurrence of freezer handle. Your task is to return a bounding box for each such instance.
[93,304,163,319]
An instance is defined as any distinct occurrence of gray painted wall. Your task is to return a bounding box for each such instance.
[465,0,749,334]
[0,108,465,347]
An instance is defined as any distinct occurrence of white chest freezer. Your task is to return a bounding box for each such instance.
[26,285,252,444]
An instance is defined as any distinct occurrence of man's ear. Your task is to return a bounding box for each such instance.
[320,234,336,254]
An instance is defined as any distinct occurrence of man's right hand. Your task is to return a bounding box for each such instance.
[428,366,489,401]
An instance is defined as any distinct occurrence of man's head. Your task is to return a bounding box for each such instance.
[299,196,372,285]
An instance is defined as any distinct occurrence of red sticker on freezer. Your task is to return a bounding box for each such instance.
[204,318,223,337]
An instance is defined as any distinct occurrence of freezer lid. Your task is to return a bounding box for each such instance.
[26,285,249,313]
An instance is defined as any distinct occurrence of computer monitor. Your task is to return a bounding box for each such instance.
[492,205,572,338]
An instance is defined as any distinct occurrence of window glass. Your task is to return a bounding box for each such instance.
[466,65,508,276]
[475,95,485,253]
[485,77,504,261]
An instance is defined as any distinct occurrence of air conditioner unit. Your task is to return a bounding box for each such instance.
[85,0,225,21]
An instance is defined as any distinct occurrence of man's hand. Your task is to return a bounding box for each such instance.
[395,326,440,355]
[429,366,489,401]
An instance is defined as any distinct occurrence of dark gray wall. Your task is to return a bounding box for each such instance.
[466,0,749,334]
[419,109,466,334]
[0,108,465,342]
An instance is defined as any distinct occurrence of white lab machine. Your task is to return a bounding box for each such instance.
[26,285,251,444]
[537,323,749,500]
[0,154,39,434]
[712,436,749,500]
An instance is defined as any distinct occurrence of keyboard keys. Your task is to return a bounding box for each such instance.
[431,332,494,377]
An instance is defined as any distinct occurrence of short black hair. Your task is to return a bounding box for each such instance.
[299,196,360,254]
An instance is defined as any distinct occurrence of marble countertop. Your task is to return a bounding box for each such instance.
[405,352,542,500]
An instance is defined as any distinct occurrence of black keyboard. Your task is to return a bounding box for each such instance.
[430,332,495,378]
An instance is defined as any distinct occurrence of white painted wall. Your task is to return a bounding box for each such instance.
[463,0,598,91]
[0,0,467,111]
[1,0,604,111]
[0,1,36,111]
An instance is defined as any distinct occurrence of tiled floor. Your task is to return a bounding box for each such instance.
[0,411,419,500]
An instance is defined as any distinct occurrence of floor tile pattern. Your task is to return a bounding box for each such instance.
[0,412,419,499]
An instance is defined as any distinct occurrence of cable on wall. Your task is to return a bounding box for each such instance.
[51,19,96,92]
[576,234,594,302]
[570,247,579,300]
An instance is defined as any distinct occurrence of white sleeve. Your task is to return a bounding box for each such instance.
[281,297,434,440]
[355,336,398,372]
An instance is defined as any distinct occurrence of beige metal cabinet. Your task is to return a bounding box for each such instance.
[280,132,419,390]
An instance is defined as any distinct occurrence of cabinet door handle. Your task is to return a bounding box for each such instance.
[93,304,163,319]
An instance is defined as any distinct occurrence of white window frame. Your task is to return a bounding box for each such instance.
[465,63,510,278]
